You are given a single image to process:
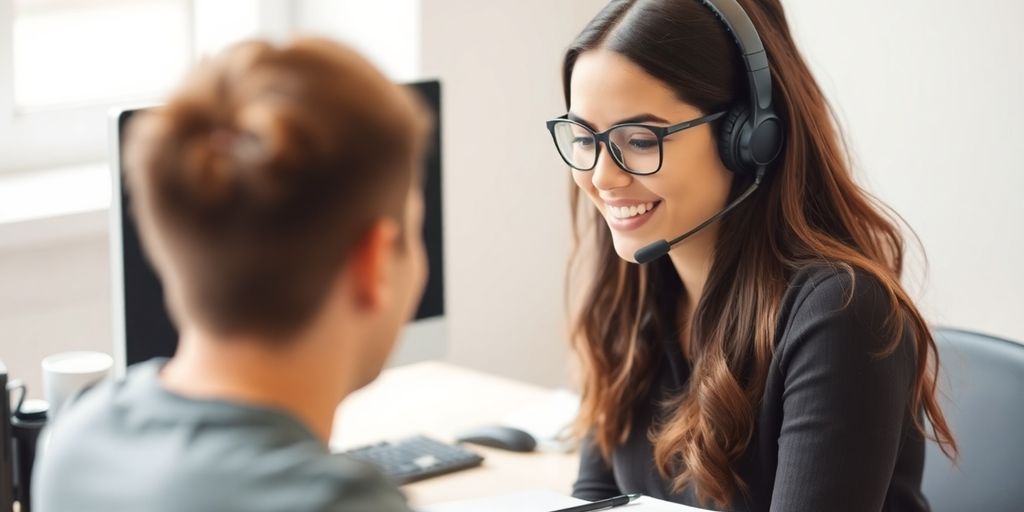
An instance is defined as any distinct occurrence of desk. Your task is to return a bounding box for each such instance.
[331,362,580,507]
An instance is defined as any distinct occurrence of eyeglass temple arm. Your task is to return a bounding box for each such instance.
[665,110,727,135]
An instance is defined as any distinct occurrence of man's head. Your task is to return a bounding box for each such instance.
[125,38,429,389]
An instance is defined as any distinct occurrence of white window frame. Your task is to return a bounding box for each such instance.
[0,0,295,175]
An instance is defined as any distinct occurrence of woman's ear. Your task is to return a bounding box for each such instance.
[347,218,401,311]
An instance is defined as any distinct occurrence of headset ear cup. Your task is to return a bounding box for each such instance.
[717,105,751,176]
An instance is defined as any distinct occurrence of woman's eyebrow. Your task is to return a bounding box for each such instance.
[567,112,670,129]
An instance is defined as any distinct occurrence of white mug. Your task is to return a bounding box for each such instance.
[41,351,113,420]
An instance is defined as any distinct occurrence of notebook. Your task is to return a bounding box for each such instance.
[419,490,717,512]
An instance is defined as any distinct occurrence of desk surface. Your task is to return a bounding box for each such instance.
[331,361,580,507]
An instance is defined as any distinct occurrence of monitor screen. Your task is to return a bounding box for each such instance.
[111,80,444,367]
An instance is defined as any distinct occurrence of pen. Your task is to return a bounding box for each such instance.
[546,493,642,512]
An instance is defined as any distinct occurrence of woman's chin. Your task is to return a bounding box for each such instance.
[611,238,643,263]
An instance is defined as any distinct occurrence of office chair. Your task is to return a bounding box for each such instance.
[921,327,1024,512]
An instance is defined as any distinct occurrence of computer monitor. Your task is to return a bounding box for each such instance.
[109,80,446,374]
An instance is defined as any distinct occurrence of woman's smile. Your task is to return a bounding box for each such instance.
[602,199,662,232]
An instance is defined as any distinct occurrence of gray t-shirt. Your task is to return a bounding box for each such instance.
[33,359,412,512]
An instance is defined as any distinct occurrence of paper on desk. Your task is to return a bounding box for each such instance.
[417,490,584,512]
[418,490,717,512]
[631,495,717,511]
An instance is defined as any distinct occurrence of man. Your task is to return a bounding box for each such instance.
[34,37,430,512]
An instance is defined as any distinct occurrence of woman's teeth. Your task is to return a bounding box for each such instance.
[609,202,658,219]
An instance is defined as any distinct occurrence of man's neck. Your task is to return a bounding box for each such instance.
[160,329,352,445]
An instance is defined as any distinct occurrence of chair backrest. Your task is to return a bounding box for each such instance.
[922,327,1024,512]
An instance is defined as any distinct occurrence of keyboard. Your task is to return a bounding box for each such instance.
[342,435,485,484]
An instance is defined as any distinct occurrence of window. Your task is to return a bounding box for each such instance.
[13,0,191,110]
[0,0,294,173]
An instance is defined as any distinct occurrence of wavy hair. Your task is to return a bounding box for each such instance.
[564,1,957,508]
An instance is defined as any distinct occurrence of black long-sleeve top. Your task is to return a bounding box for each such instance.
[572,265,930,512]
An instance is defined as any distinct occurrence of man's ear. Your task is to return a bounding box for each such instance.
[348,218,401,311]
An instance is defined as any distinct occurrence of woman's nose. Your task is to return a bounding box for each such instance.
[591,142,632,191]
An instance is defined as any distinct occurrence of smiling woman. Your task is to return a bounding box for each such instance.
[550,1,958,511]
[564,48,737,265]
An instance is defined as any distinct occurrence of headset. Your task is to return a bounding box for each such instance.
[697,0,784,178]
[632,0,786,263]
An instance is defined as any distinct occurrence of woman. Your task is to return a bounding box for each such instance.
[546,1,957,511]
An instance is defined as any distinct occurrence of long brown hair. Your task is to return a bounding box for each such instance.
[564,0,957,508]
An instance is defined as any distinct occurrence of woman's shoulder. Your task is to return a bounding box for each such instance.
[775,262,908,364]
[781,262,891,315]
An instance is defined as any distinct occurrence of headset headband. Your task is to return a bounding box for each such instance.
[697,0,774,123]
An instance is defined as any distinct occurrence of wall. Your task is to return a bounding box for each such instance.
[0,222,111,400]
[293,0,420,81]
[416,0,608,387]
[784,0,1024,341]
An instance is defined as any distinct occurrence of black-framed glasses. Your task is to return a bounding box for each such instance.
[545,111,726,175]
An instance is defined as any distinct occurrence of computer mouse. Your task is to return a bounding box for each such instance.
[454,425,538,453]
